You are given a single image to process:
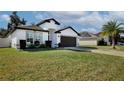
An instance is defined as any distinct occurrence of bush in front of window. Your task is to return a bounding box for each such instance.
[27,44,49,49]
[34,41,40,46]
[39,44,48,48]
[27,44,36,49]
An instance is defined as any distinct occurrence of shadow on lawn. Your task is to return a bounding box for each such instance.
[22,48,92,52]
[66,49,92,52]
[78,46,98,49]
[23,48,57,52]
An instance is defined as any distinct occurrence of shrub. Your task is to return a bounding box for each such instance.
[34,41,40,46]
[27,44,50,49]
[97,39,107,46]
[39,44,48,48]
[27,44,36,49]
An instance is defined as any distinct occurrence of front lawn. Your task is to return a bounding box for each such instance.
[0,48,124,80]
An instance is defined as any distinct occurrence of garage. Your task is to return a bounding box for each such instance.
[55,26,79,47]
[61,36,76,47]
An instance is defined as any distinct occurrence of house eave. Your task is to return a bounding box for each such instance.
[55,26,80,36]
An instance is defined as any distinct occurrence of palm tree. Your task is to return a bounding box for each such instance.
[101,20,124,49]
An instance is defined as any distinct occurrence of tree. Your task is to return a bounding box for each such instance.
[101,20,124,49]
[0,28,8,37]
[8,11,26,30]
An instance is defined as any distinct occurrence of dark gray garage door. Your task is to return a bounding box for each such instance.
[61,36,76,47]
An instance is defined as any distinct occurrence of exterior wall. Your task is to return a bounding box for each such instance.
[39,21,79,47]
[34,31,43,43]
[61,28,78,37]
[11,37,17,48]
[0,38,10,47]
[26,31,48,44]
[26,30,35,46]
[76,37,79,47]
[10,29,49,48]
[39,20,59,30]
[11,29,26,48]
[79,40,97,46]
[52,33,60,48]
[60,28,79,47]
[42,32,48,44]
[38,20,61,47]
[56,33,61,45]
[48,29,60,48]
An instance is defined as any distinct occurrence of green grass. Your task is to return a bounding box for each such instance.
[0,48,124,81]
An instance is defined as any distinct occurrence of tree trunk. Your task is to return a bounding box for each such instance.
[112,37,116,49]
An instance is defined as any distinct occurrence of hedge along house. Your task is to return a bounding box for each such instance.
[0,18,80,49]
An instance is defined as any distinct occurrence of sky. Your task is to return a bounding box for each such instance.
[0,11,124,33]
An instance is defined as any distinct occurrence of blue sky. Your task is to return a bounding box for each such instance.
[0,11,124,33]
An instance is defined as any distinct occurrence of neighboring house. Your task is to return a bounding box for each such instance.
[79,32,98,46]
[0,18,79,48]
[0,33,10,47]
[118,33,124,45]
[79,31,111,46]
[95,32,110,45]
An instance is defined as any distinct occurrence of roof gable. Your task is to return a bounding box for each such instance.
[55,26,80,36]
[36,18,60,26]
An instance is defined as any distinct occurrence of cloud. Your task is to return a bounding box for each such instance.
[33,11,124,32]
[34,11,86,23]
[51,11,86,20]
[108,11,124,21]
[77,12,110,28]
[109,11,124,18]
[35,14,44,19]
[34,11,51,20]
[50,11,85,17]
[0,14,10,22]
[48,11,109,29]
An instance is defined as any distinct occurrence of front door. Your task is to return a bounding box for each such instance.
[20,40,26,49]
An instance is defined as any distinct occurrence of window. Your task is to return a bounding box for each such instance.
[27,38,33,44]
[27,32,33,44]
[36,33,40,41]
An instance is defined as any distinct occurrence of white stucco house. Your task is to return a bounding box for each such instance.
[0,18,80,49]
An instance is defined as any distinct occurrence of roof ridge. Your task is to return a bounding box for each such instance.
[36,18,60,26]
[55,26,80,36]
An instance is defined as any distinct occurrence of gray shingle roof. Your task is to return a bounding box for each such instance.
[16,25,48,32]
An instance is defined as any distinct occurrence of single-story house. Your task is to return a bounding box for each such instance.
[79,32,98,46]
[0,18,80,49]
